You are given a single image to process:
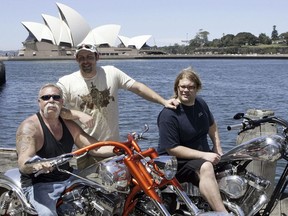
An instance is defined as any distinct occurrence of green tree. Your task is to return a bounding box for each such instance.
[209,38,222,47]
[278,32,288,45]
[189,35,202,48]
[220,34,235,47]
[271,25,279,41]
[189,29,210,48]
[258,33,272,45]
[198,29,210,45]
[233,32,258,46]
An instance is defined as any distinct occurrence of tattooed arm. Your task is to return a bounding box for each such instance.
[16,116,52,175]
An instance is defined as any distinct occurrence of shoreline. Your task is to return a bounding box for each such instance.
[2,54,288,61]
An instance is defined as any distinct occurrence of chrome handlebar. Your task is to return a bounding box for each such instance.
[227,113,288,135]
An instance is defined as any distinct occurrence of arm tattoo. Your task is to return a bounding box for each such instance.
[16,120,37,154]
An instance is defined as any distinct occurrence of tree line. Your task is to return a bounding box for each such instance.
[160,25,288,55]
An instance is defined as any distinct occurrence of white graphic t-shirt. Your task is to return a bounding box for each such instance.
[57,65,135,141]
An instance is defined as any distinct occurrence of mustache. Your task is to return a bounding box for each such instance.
[43,103,61,116]
[46,103,58,108]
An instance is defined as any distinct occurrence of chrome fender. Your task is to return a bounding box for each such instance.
[0,168,36,214]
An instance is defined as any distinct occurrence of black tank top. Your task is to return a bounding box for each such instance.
[21,112,74,187]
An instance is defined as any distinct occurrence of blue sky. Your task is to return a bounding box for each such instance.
[1,0,288,50]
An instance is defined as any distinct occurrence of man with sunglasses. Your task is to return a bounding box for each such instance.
[16,83,103,215]
[57,43,178,163]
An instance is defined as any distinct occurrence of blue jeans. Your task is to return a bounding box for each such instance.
[23,177,73,216]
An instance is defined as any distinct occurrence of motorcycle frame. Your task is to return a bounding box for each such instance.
[246,117,288,215]
[71,134,200,216]
[262,156,288,215]
[227,115,288,215]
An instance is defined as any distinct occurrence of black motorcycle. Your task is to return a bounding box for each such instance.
[185,112,288,216]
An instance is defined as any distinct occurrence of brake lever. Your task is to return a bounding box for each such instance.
[238,118,263,135]
[238,125,255,135]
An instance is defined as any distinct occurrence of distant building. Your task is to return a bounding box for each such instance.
[19,2,157,57]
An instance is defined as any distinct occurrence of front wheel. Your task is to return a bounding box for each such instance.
[128,192,178,216]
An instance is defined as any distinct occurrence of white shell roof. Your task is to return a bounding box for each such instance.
[22,22,55,44]
[21,3,152,50]
[118,35,152,50]
[81,24,121,47]
[56,2,91,46]
[118,35,130,47]
[42,14,72,46]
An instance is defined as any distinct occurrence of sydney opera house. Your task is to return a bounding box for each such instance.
[18,2,162,58]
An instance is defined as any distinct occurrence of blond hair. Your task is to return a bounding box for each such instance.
[173,67,202,98]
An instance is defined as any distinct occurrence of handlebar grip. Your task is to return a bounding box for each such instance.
[227,123,245,131]
[34,169,47,177]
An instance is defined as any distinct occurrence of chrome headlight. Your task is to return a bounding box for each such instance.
[153,156,177,180]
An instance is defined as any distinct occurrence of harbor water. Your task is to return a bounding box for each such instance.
[0,58,288,184]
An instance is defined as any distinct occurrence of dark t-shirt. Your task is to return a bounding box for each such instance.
[21,112,74,187]
[157,96,214,155]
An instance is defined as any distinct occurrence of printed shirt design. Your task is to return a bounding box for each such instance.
[79,82,115,110]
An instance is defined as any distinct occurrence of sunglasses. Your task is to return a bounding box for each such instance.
[40,95,61,101]
[76,44,95,50]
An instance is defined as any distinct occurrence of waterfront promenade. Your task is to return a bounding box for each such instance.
[2,53,288,61]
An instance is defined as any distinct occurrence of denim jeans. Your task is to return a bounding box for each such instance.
[23,177,73,216]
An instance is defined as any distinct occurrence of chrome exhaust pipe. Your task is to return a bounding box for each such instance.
[246,194,268,216]
[223,200,245,216]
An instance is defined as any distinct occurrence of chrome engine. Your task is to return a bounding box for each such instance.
[57,184,125,216]
[184,163,272,216]
[57,155,131,216]
[216,166,271,216]
[56,183,169,216]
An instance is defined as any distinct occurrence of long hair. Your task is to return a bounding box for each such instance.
[173,67,202,98]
